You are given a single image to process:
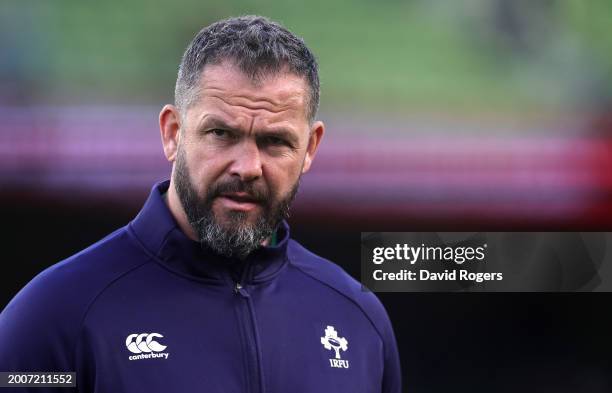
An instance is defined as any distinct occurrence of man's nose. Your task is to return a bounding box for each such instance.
[230,140,263,182]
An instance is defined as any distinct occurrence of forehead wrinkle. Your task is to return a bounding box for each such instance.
[204,89,301,115]
[197,106,302,139]
[206,95,297,121]
[246,115,255,134]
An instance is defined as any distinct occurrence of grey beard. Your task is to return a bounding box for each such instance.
[173,145,298,260]
[195,210,275,260]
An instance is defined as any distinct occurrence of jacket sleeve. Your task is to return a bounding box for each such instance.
[361,289,403,393]
[0,271,80,393]
[381,316,402,393]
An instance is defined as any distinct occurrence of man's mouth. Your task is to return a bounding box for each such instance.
[216,193,261,211]
[220,192,259,203]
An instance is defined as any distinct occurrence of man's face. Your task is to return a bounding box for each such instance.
[167,61,322,258]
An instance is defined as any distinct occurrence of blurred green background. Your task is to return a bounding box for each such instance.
[2,0,612,115]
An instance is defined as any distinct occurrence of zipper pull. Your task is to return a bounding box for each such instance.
[234,282,250,297]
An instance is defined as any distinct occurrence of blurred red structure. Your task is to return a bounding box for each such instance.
[1,107,610,230]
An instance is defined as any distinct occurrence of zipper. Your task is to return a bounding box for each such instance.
[234,265,265,393]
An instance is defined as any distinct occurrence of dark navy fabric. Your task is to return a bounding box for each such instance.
[0,181,401,393]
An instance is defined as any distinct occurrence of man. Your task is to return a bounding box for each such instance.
[0,16,401,392]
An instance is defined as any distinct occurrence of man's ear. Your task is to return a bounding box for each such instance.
[302,120,324,174]
[159,104,182,162]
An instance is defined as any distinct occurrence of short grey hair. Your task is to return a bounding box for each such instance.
[175,15,320,122]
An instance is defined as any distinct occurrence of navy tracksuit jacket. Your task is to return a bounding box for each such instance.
[0,181,401,392]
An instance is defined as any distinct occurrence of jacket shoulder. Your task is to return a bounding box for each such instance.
[287,240,394,341]
[0,225,151,370]
[287,240,402,392]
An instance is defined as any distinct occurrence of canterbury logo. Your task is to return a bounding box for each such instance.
[125,333,169,360]
[126,333,167,353]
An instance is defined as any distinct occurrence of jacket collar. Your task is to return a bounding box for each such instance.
[129,180,290,286]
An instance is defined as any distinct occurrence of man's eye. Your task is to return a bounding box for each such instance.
[263,136,286,146]
[207,129,237,140]
[210,129,228,137]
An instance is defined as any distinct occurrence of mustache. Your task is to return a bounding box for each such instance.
[206,178,269,203]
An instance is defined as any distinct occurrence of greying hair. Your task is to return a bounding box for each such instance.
[175,15,320,122]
